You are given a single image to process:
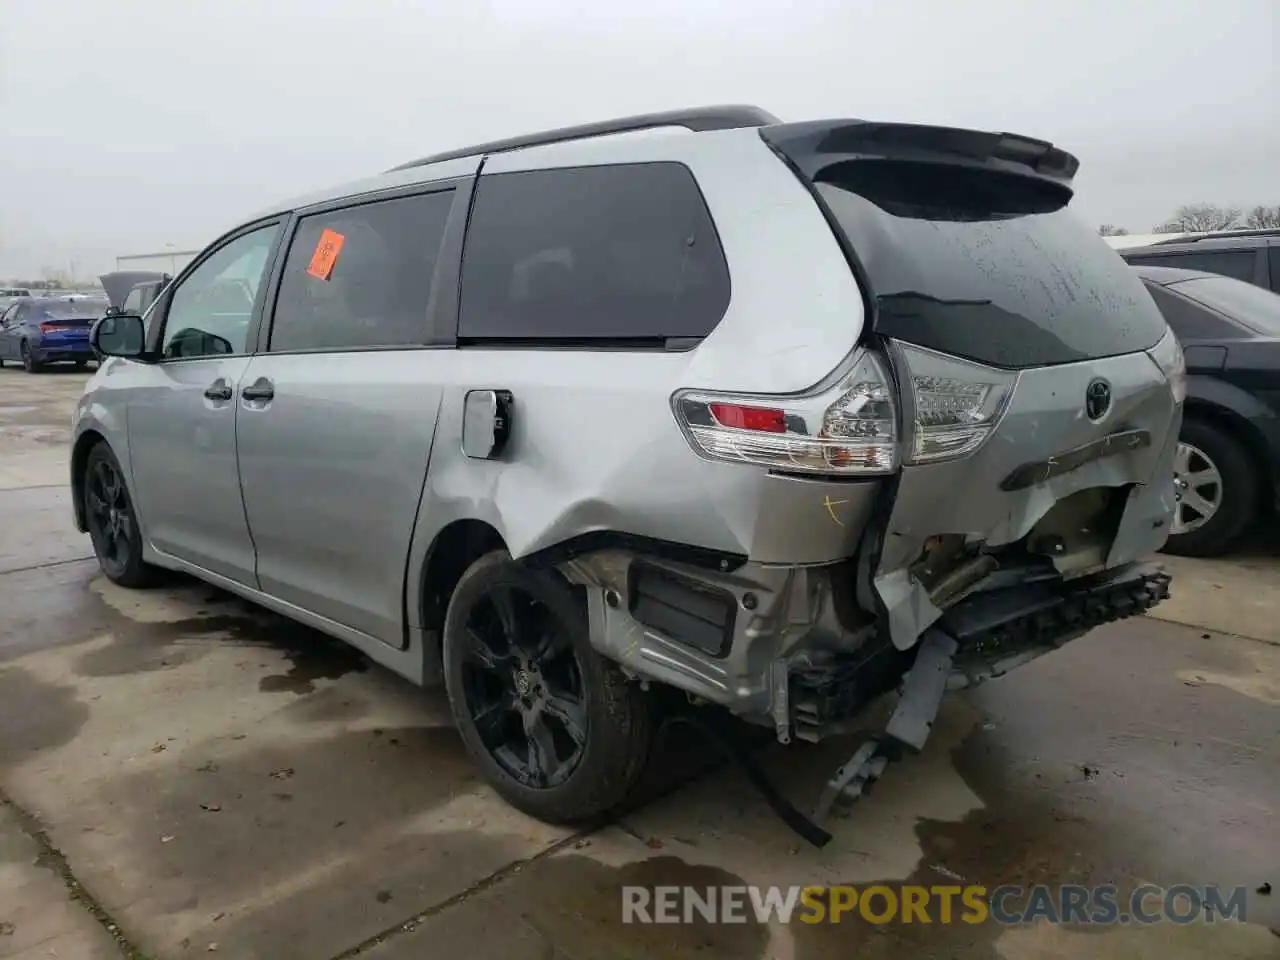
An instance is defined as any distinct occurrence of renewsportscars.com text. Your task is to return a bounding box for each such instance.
[621,883,1250,926]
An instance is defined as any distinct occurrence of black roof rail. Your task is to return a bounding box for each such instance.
[1151,227,1280,245]
[388,104,781,172]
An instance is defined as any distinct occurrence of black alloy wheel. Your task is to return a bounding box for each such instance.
[443,551,651,824]
[83,444,159,587]
[460,582,588,789]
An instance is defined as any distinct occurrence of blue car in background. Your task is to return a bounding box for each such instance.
[0,295,109,372]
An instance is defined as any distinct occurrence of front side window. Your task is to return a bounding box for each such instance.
[458,163,731,343]
[160,224,280,359]
[268,189,455,353]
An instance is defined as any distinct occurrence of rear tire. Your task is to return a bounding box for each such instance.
[83,443,163,588]
[442,550,652,824]
[20,341,40,373]
[1162,417,1259,558]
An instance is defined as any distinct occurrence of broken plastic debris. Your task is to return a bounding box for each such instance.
[199,803,222,813]
[161,835,175,843]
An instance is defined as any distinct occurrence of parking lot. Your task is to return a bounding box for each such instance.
[1,366,1277,959]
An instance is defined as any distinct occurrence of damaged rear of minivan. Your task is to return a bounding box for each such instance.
[409,110,1184,838]
[725,120,1182,827]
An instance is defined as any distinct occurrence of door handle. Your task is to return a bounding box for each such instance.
[203,379,233,402]
[241,378,275,403]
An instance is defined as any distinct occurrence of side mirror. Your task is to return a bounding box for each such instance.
[90,313,146,359]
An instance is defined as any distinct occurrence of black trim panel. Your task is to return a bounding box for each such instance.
[1000,429,1152,492]
[628,560,737,658]
[521,530,748,574]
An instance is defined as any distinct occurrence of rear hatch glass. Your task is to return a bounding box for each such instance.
[812,161,1168,368]
[38,299,107,326]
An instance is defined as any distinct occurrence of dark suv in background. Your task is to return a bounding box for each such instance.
[1133,265,1280,556]
[1122,229,1280,293]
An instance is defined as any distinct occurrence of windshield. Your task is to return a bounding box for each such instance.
[1171,275,1280,337]
[39,298,108,318]
[813,161,1169,368]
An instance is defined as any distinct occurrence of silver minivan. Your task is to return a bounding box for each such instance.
[74,106,1182,834]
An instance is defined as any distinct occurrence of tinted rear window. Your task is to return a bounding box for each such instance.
[1124,249,1258,283]
[39,299,107,318]
[813,161,1168,368]
[458,163,730,344]
[1170,275,1280,336]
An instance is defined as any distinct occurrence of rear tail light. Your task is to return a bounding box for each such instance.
[672,350,898,475]
[39,322,57,333]
[894,343,1017,463]
[1147,329,1186,403]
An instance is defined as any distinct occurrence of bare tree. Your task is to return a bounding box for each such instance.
[1244,205,1280,229]
[1098,224,1129,236]
[1153,203,1242,233]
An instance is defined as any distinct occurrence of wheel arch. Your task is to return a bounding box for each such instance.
[417,518,508,643]
[70,429,109,533]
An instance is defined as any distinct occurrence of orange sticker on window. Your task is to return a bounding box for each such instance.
[306,228,346,281]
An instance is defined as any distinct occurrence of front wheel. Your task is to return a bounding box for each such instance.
[442,550,652,824]
[83,443,162,587]
[1163,418,1260,558]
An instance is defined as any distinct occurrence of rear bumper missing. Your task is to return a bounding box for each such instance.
[941,560,1171,689]
[791,560,1170,741]
[566,545,1171,743]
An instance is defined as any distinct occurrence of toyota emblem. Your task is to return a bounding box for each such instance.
[1085,379,1112,421]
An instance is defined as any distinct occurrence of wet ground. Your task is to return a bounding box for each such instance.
[1,366,1277,959]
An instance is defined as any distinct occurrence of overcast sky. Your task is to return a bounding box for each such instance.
[1,0,1276,280]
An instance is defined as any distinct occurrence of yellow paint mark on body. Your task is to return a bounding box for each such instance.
[823,495,848,525]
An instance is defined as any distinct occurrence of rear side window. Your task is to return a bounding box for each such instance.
[1125,249,1257,283]
[1142,283,1244,340]
[1171,275,1280,337]
[458,163,730,344]
[812,162,1168,368]
[270,189,454,352]
[1269,247,1280,293]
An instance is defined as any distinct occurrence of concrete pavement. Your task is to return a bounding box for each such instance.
[1,366,1277,959]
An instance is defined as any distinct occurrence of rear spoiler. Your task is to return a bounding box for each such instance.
[759,120,1079,193]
